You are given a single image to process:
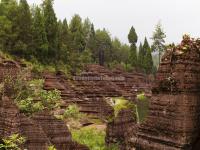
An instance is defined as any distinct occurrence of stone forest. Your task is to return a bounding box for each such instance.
[1,35,200,150]
[0,0,200,150]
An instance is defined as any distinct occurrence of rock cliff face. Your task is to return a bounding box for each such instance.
[0,57,89,150]
[0,96,89,150]
[105,109,137,150]
[126,36,200,150]
[43,65,151,119]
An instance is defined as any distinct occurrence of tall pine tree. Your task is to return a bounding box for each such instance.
[128,26,138,67]
[143,38,153,73]
[138,42,145,69]
[32,6,48,62]
[69,14,86,52]
[87,24,97,63]
[16,0,33,58]
[57,19,69,62]
[151,22,166,64]
[43,0,58,61]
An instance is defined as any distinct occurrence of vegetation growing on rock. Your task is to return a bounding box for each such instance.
[0,134,26,150]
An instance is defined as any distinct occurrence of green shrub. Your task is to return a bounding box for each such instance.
[72,128,118,150]
[2,71,61,115]
[110,97,135,117]
[39,89,61,110]
[48,145,57,150]
[0,134,26,150]
[136,93,149,123]
[16,89,61,115]
[63,104,82,120]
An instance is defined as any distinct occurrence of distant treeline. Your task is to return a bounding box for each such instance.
[0,0,157,74]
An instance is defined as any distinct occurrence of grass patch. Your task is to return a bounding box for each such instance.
[71,127,118,150]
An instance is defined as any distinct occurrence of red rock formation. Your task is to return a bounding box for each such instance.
[0,96,50,149]
[0,96,89,150]
[43,65,151,119]
[131,36,200,150]
[106,109,137,150]
[0,56,93,150]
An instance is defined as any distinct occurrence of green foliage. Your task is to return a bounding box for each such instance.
[16,87,61,115]
[32,6,48,62]
[138,38,154,74]
[42,0,58,60]
[72,128,118,150]
[0,134,26,150]
[136,93,149,123]
[128,26,138,68]
[0,16,11,50]
[95,29,112,66]
[69,14,85,52]
[109,97,135,118]
[63,104,82,120]
[0,0,135,74]
[128,26,138,44]
[151,21,166,64]
[48,145,57,150]
[2,71,61,115]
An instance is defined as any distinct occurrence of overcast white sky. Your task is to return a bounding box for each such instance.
[27,0,200,45]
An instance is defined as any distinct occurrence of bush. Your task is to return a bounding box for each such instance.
[109,97,135,117]
[16,88,61,115]
[136,93,149,123]
[63,104,82,120]
[1,71,61,115]
[0,134,26,150]
[48,145,57,150]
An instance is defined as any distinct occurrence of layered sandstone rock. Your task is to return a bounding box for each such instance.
[0,96,89,150]
[43,65,151,119]
[132,36,200,150]
[106,109,137,150]
[0,96,50,149]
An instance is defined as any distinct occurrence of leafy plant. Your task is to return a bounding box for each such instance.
[136,93,149,123]
[0,134,26,150]
[48,145,57,150]
[108,97,135,117]
[63,104,82,120]
[2,70,61,115]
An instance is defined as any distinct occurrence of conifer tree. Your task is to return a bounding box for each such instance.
[43,0,58,60]
[151,22,166,64]
[145,48,153,74]
[138,42,144,69]
[32,6,48,62]
[143,38,153,73]
[128,26,138,67]
[95,29,112,66]
[69,14,85,52]
[16,0,33,57]
[57,19,69,62]
[87,24,97,63]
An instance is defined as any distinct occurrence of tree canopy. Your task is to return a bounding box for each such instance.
[0,0,156,74]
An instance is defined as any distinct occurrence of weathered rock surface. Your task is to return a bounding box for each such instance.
[126,36,200,150]
[106,109,137,150]
[0,57,89,150]
[43,65,151,119]
[0,96,89,150]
